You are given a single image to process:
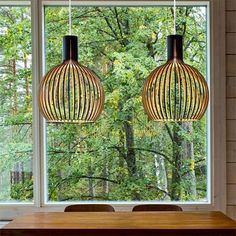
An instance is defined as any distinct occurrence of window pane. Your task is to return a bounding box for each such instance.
[44,6,208,202]
[0,6,33,202]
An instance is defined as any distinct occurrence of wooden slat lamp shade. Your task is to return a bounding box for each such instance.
[39,36,104,123]
[142,35,209,121]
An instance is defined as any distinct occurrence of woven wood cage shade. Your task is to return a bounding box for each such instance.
[39,36,104,123]
[142,35,209,121]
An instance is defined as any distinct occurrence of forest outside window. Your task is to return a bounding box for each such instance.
[0,4,33,203]
[44,4,209,203]
[0,1,212,208]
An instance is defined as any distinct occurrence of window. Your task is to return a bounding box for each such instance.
[44,5,209,202]
[0,4,33,202]
[0,0,226,219]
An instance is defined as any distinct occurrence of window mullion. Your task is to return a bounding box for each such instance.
[31,0,44,208]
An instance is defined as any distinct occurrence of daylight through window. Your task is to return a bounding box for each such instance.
[44,5,209,203]
[0,5,33,202]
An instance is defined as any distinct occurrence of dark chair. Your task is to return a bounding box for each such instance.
[132,204,183,211]
[64,204,115,212]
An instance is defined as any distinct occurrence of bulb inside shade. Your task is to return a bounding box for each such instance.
[39,35,105,123]
[142,35,209,122]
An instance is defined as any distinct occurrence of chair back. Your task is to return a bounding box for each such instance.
[64,204,115,212]
[132,204,183,211]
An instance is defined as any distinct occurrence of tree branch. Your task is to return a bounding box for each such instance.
[49,174,119,199]
[146,184,170,197]
[164,124,174,142]
[96,8,119,41]
[114,7,124,40]
[130,147,173,165]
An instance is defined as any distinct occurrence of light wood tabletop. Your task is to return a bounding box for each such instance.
[1,211,236,236]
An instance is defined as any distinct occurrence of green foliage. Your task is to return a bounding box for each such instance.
[0,5,208,202]
[10,179,33,201]
[0,6,33,201]
[45,6,208,202]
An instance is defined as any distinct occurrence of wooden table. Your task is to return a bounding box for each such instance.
[1,211,236,236]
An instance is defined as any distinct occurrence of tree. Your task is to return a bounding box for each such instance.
[0,5,208,202]
[45,6,208,201]
[0,6,33,201]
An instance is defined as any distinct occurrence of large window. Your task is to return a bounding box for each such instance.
[44,5,209,202]
[0,0,227,218]
[0,5,33,202]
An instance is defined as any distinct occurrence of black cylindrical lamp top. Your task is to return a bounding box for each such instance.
[63,35,78,61]
[167,35,183,61]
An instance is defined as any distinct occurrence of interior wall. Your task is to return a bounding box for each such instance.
[226,0,236,220]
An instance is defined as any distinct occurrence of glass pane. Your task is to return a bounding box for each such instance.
[0,6,33,202]
[44,5,208,202]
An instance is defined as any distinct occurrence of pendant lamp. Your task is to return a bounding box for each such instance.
[142,1,209,121]
[39,1,104,123]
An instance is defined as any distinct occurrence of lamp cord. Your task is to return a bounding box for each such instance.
[69,0,72,35]
[174,0,176,34]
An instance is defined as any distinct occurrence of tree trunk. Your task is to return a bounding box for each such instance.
[123,114,137,178]
[181,122,197,198]
[171,122,197,200]
[24,54,30,109]
[12,59,17,114]
[57,170,63,201]
[171,123,182,200]
[88,159,94,199]
[118,130,125,169]
[102,161,109,196]
[154,154,169,200]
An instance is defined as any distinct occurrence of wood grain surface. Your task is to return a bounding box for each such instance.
[1,211,236,236]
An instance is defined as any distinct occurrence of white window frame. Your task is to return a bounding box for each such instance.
[0,0,226,219]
